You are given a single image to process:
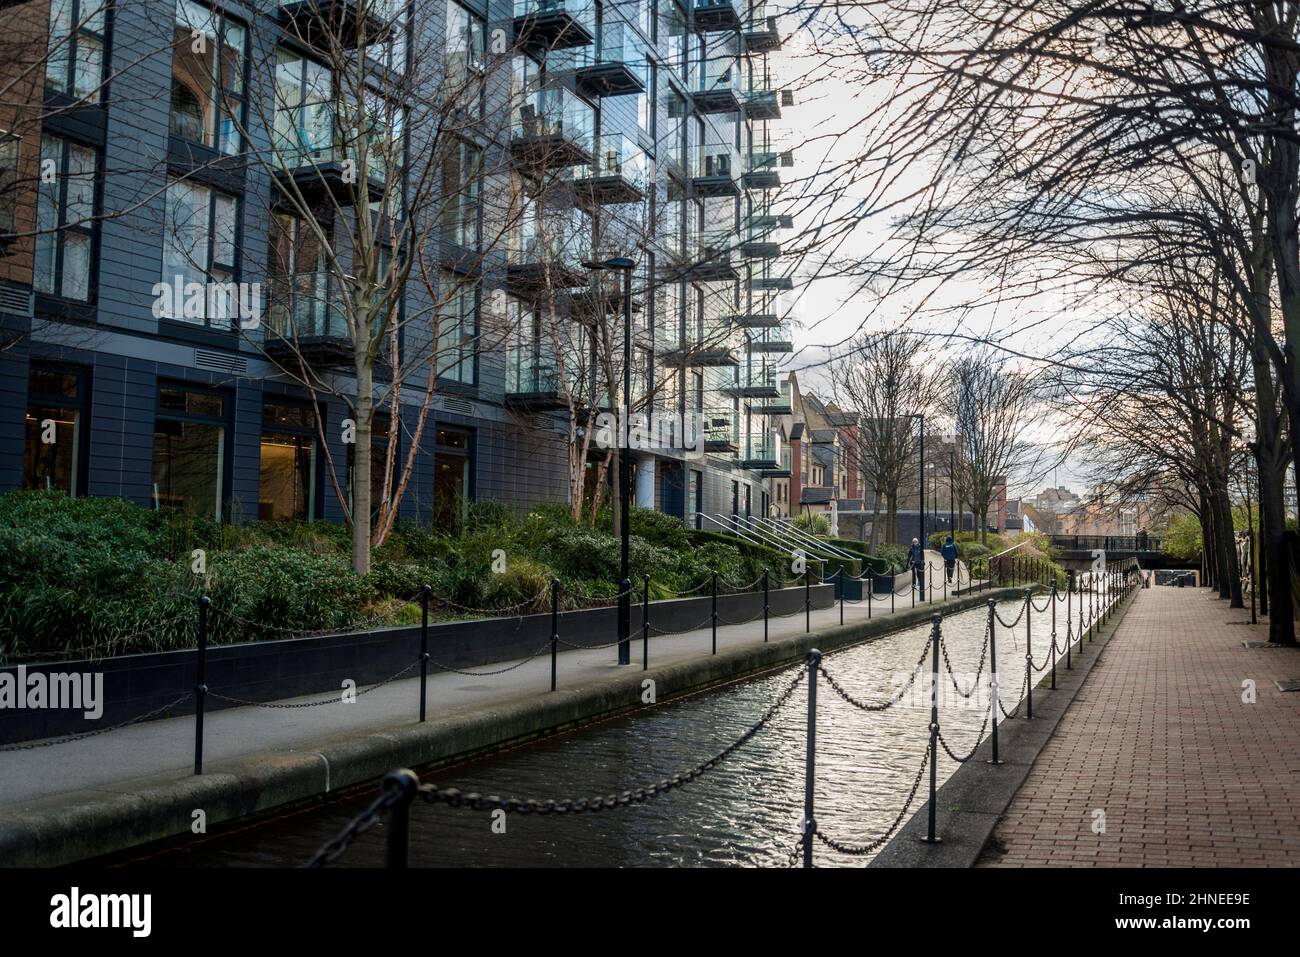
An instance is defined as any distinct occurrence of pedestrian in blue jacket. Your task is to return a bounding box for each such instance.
[941,535,959,583]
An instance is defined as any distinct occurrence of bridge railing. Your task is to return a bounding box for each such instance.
[1050,534,1164,553]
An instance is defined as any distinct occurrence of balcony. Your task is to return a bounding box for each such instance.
[761,447,793,478]
[572,135,647,206]
[513,0,595,56]
[741,211,790,257]
[271,118,386,207]
[568,271,645,323]
[280,0,394,50]
[745,78,791,121]
[688,231,741,282]
[263,274,353,369]
[506,346,570,411]
[693,0,741,33]
[691,144,742,198]
[744,8,782,53]
[740,434,782,470]
[570,21,646,97]
[724,376,780,399]
[511,83,595,173]
[692,58,741,114]
[659,319,739,367]
[751,263,794,291]
[756,379,794,415]
[703,408,739,453]
[743,144,792,190]
[748,335,792,353]
[506,207,590,291]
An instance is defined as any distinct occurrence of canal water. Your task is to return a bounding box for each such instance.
[123,589,1103,868]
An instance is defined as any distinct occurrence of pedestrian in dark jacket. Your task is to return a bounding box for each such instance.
[908,538,925,596]
[941,535,959,583]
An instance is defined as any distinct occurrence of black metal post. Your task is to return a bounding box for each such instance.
[1024,588,1033,720]
[617,261,633,667]
[642,574,649,671]
[1248,525,1257,624]
[549,578,559,692]
[805,568,811,633]
[923,614,941,843]
[419,585,430,722]
[763,569,770,642]
[987,600,1001,765]
[383,769,420,869]
[867,570,873,619]
[1049,580,1057,690]
[838,569,844,625]
[711,571,718,655]
[803,649,821,868]
[1065,571,1072,669]
[194,594,209,776]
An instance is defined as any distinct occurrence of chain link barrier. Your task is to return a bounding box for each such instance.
[0,693,192,752]
[812,745,931,857]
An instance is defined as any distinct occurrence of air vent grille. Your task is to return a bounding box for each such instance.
[0,282,34,317]
[439,396,473,415]
[194,349,247,375]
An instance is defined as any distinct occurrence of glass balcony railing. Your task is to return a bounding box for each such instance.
[266,271,348,341]
[745,68,788,119]
[751,260,794,291]
[511,83,596,171]
[725,363,781,398]
[506,343,566,402]
[693,0,742,33]
[692,57,741,113]
[513,0,596,52]
[743,141,792,190]
[564,20,647,96]
[742,432,782,468]
[280,0,398,50]
[574,134,648,205]
[731,290,784,326]
[703,408,740,451]
[661,316,738,367]
[507,206,590,288]
[755,378,794,415]
[693,227,741,280]
[691,143,742,197]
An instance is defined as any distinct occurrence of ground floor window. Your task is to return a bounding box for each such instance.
[690,469,702,528]
[153,385,227,520]
[433,425,472,533]
[259,400,318,521]
[23,364,87,495]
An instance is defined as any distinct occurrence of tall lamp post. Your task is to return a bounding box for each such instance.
[584,255,636,665]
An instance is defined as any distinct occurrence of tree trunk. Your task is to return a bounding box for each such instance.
[351,361,373,576]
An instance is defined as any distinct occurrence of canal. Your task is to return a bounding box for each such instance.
[121,590,1100,868]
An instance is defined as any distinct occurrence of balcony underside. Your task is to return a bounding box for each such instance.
[730,312,781,328]
[513,12,595,54]
[745,21,782,53]
[510,135,594,173]
[759,467,792,478]
[724,383,781,399]
[660,347,739,368]
[572,173,644,206]
[690,259,740,282]
[575,63,645,97]
[507,262,588,291]
[704,437,738,453]
[749,339,792,353]
[691,174,741,198]
[694,5,741,32]
[741,240,781,258]
[273,163,385,207]
[694,89,741,114]
[752,275,794,291]
[745,93,782,121]
[568,290,644,321]
[743,169,781,190]
[756,402,793,415]
[280,0,392,49]
[741,456,780,470]
[505,390,570,411]
[263,334,353,369]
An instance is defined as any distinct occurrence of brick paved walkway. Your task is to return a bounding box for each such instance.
[980,586,1300,867]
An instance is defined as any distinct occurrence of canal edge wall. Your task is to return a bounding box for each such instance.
[869,583,1143,868]
[0,588,1027,867]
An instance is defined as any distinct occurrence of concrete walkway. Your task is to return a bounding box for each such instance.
[0,556,971,810]
[979,586,1300,867]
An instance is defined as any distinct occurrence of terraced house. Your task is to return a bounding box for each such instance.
[0,0,796,536]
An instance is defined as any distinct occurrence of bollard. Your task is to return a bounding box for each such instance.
[1024,589,1033,720]
[838,568,844,625]
[711,571,718,655]
[642,574,650,671]
[891,573,896,614]
[549,578,559,692]
[867,570,873,619]
[1078,574,1085,652]
[1049,580,1057,690]
[383,769,420,869]
[763,570,770,643]
[805,569,811,633]
[803,649,821,868]
[923,614,942,843]
[419,585,430,722]
[194,594,209,776]
[987,600,1001,765]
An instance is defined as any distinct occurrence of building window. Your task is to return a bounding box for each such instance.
[153,385,227,521]
[690,468,701,527]
[34,135,97,302]
[433,426,473,532]
[259,401,318,521]
[160,178,239,326]
[268,212,335,338]
[664,2,687,77]
[637,61,656,140]
[366,0,409,71]
[445,0,486,115]
[442,140,481,248]
[171,1,246,155]
[273,49,334,168]
[23,365,87,495]
[46,0,106,101]
[437,272,477,385]
[0,132,17,237]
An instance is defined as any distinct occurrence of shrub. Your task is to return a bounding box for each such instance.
[792,511,831,536]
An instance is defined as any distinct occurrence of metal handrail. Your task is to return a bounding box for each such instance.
[757,516,860,561]
[737,515,844,561]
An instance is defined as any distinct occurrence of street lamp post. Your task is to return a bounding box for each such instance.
[585,255,637,666]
